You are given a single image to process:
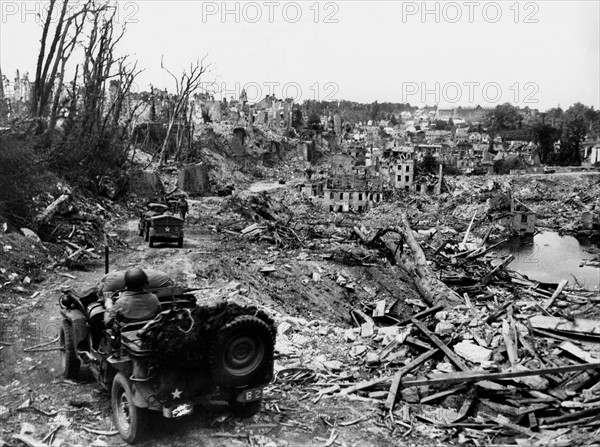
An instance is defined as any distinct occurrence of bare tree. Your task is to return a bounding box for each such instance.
[29,0,143,194]
[0,65,7,122]
[32,0,92,119]
[158,56,207,167]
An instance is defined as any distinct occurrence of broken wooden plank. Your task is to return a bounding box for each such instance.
[485,301,511,325]
[384,347,443,409]
[35,194,69,225]
[377,332,408,361]
[479,255,514,286]
[241,223,260,234]
[482,413,539,439]
[460,210,478,247]
[411,319,468,371]
[559,341,599,363]
[401,362,600,388]
[530,315,600,336]
[450,388,476,423]
[61,240,100,259]
[544,279,569,309]
[397,305,444,326]
[479,399,520,417]
[432,239,449,257]
[502,310,519,365]
[339,376,392,396]
[342,348,440,397]
[420,384,467,404]
[385,371,403,410]
[463,292,472,308]
[528,412,538,430]
[405,336,434,351]
[542,406,599,425]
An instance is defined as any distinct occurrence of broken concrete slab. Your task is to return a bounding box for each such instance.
[453,340,492,364]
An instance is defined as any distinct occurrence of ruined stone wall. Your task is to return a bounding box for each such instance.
[177,163,210,195]
[128,170,164,196]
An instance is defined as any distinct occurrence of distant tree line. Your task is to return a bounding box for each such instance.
[484,102,600,166]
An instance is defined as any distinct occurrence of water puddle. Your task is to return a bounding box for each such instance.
[497,231,600,289]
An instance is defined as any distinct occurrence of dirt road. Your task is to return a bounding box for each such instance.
[0,194,436,447]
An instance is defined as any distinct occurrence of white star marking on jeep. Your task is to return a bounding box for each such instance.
[172,388,182,399]
[165,227,170,232]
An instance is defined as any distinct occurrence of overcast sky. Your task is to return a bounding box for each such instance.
[1,1,599,110]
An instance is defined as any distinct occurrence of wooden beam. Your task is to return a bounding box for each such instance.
[35,194,69,225]
[420,384,467,404]
[502,308,519,365]
[451,388,476,423]
[61,240,100,259]
[401,363,600,388]
[341,348,440,396]
[386,347,442,410]
[385,371,402,410]
[530,315,600,336]
[544,279,569,309]
[405,336,434,351]
[411,319,468,371]
[461,210,478,246]
[479,255,514,286]
[397,305,444,326]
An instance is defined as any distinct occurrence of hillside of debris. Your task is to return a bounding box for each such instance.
[1,122,600,447]
[1,169,600,447]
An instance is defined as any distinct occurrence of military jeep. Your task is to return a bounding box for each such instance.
[138,203,169,239]
[58,270,276,444]
[147,214,184,248]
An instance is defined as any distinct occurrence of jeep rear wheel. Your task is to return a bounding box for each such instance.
[60,321,80,379]
[112,372,149,444]
[208,315,274,387]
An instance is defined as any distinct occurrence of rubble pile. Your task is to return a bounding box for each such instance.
[223,184,600,444]
[361,175,600,243]
[1,166,599,446]
[265,216,600,446]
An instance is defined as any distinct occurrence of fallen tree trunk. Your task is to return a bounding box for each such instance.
[35,194,69,226]
[362,214,463,309]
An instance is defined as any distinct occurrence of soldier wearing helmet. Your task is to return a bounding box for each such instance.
[104,267,161,325]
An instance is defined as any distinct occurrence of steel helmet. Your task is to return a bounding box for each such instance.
[124,267,148,291]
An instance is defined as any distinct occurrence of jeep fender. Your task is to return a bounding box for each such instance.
[131,381,160,409]
[61,309,88,349]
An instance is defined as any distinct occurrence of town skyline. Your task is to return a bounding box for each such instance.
[1,1,598,111]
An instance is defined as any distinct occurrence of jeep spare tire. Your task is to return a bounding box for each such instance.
[208,315,274,387]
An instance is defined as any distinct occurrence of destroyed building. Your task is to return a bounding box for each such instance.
[323,173,386,212]
[298,180,326,197]
[0,69,33,118]
[382,144,415,191]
